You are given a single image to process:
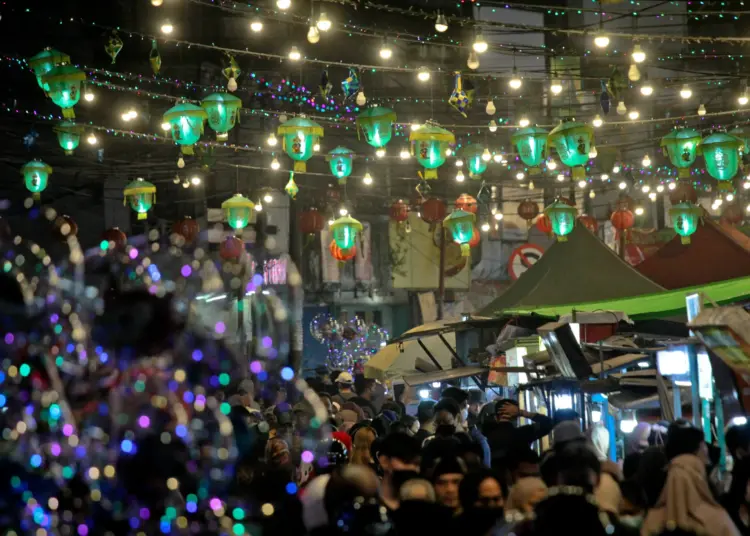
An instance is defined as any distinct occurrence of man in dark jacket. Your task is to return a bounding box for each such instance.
[482,399,553,469]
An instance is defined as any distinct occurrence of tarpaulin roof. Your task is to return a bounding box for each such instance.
[479,223,665,316]
[636,218,750,290]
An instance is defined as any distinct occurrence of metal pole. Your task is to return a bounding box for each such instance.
[288,196,303,374]
[688,345,701,428]
[437,221,446,320]
[618,231,626,260]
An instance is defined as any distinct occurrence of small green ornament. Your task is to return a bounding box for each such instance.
[459,144,488,179]
[163,103,208,155]
[21,160,52,200]
[285,172,299,199]
[326,147,355,184]
[123,178,157,220]
[443,210,475,257]
[548,119,593,180]
[409,123,455,180]
[669,202,702,244]
[42,64,86,119]
[511,126,548,174]
[54,122,83,155]
[201,93,242,141]
[105,31,123,64]
[221,194,256,232]
[356,107,397,149]
[544,199,578,242]
[277,117,324,173]
[698,132,743,182]
[330,215,363,251]
[149,40,162,75]
[661,128,701,179]
[28,48,70,91]
[222,55,241,92]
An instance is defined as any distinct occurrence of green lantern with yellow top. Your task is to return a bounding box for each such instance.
[356,107,397,149]
[330,215,363,251]
[41,64,86,119]
[544,199,578,242]
[222,194,256,232]
[55,122,83,155]
[548,119,593,180]
[201,93,242,141]
[123,178,157,220]
[511,126,548,175]
[29,48,70,92]
[698,132,743,188]
[277,116,324,173]
[459,144,488,179]
[443,210,475,257]
[163,103,208,155]
[410,123,455,180]
[21,160,52,200]
[327,147,355,185]
[660,128,701,179]
[669,202,702,245]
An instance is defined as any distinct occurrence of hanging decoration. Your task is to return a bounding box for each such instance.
[341,68,361,100]
[443,210,475,257]
[101,228,128,250]
[730,126,750,166]
[660,128,701,179]
[330,240,357,262]
[319,69,333,98]
[544,199,578,242]
[330,215,363,251]
[222,55,241,92]
[41,64,86,119]
[123,178,157,220]
[28,48,70,91]
[518,199,540,224]
[511,126,548,174]
[535,214,552,235]
[201,93,242,141]
[449,72,471,118]
[105,31,124,64]
[669,202,702,244]
[327,147,355,184]
[54,122,83,155]
[610,208,635,241]
[410,123,455,180]
[149,40,162,75]
[220,236,244,261]
[163,102,208,155]
[172,217,200,244]
[459,144,488,179]
[578,214,599,234]
[389,200,409,222]
[20,160,52,200]
[356,107,397,149]
[455,193,478,214]
[277,116,324,172]
[420,198,447,228]
[299,209,326,235]
[221,193,256,232]
[285,171,299,199]
[599,81,610,115]
[548,119,594,180]
[698,132,743,187]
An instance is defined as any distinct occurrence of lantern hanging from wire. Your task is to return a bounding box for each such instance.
[221,194,256,232]
[201,93,242,141]
[356,107,397,149]
[511,126,548,175]
[459,144,488,179]
[330,240,357,262]
[443,210,476,257]
[123,178,157,220]
[54,122,83,155]
[548,119,594,180]
[669,202,702,245]
[730,126,750,167]
[277,116,324,173]
[41,64,86,119]
[698,132,743,187]
[28,48,70,91]
[330,215,363,251]
[327,146,355,184]
[21,160,52,200]
[660,128,701,179]
[544,199,578,242]
[410,122,455,179]
[163,103,208,155]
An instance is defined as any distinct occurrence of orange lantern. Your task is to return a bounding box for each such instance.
[172,217,200,244]
[610,208,635,241]
[389,200,409,222]
[518,200,539,223]
[421,198,447,225]
[535,214,552,234]
[220,236,244,260]
[455,193,478,214]
[578,214,599,233]
[329,240,357,262]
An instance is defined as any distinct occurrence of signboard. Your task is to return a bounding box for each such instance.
[507,243,545,281]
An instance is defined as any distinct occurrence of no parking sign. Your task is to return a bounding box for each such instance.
[507,244,545,281]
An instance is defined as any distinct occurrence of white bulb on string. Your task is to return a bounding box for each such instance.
[486,100,496,115]
[589,190,596,199]
[739,93,749,106]
[509,70,522,90]
[250,19,263,32]
[588,146,598,158]
[668,182,677,191]
[592,115,603,128]
[493,154,503,163]
[455,159,464,167]
[557,174,565,182]
[435,12,448,33]
[87,133,98,145]
[649,192,657,201]
[161,122,171,132]
[642,154,651,167]
[227,77,238,92]
[376,148,386,158]
[161,20,174,34]
[616,101,627,115]
[547,159,557,170]
[632,44,646,63]
[481,222,490,232]
[550,80,563,95]
[482,148,492,162]
[379,43,393,60]
[488,120,498,133]
[467,51,480,70]
[635,207,645,216]
[288,46,301,61]
[528,181,535,190]
[317,12,331,32]
[698,104,707,116]
[629,109,640,120]
[267,133,278,147]
[313,142,320,152]
[456,170,465,182]
[601,173,609,181]
[84,88,95,102]
[152,0,163,5]
[640,80,653,97]
[619,181,627,190]
[680,85,692,99]
[271,158,281,170]
[628,64,641,82]
[656,184,665,193]
[400,147,410,159]
[276,0,291,9]
[518,116,530,128]
[473,33,488,54]
[363,173,373,185]
[517,172,526,180]
[177,156,185,169]
[594,34,610,48]
[307,26,320,44]
[613,163,621,174]
[494,212,504,221]
[356,91,366,106]
[417,67,431,82]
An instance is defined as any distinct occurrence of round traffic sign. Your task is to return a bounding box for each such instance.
[508,243,545,281]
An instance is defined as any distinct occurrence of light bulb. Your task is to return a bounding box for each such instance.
[271,157,280,170]
[467,51,480,70]
[456,170,465,182]
[482,148,492,162]
[313,142,320,152]
[601,173,609,181]
[613,164,621,174]
[668,182,677,191]
[161,20,174,34]
[481,222,490,232]
[635,207,645,216]
[594,34,610,48]
[191,176,202,186]
[317,12,331,31]
[379,43,393,60]
[547,159,557,170]
[250,19,263,32]
[376,148,386,158]
[473,33,488,54]
[740,93,749,106]
[417,67,431,82]
[557,173,565,182]
[121,111,132,122]
[435,12,448,33]
[648,192,657,201]
[578,179,587,189]
[588,146,598,158]
[363,173,373,185]
[486,100,496,115]
[84,89,95,102]
[715,198,724,207]
[698,104,707,116]
[747,204,750,212]
[177,157,185,169]
[656,184,665,193]
[151,0,163,5]
[619,181,627,190]
[159,122,170,132]
[356,91,366,106]
[680,84,692,99]
[628,64,641,82]
[255,202,263,212]
[642,154,651,167]
[86,133,98,145]
[263,192,273,203]
[173,175,180,184]
[642,185,651,193]
[227,77,238,92]
[629,109,640,120]
[488,120,498,133]
[592,114,603,128]
[744,181,750,190]
[550,80,563,95]
[518,116,530,128]
[267,133,278,146]
[617,101,627,116]
[528,181,535,190]
[307,26,320,44]
[400,147,410,159]
[517,172,526,180]
[276,0,291,9]
[509,71,522,90]
[455,159,464,167]
[493,154,503,163]
[288,46,301,61]
[632,44,646,63]
[445,148,453,157]
[494,212,504,221]
[338,207,348,216]
[589,190,596,199]
[726,192,736,202]
[640,82,653,97]
[410,122,421,131]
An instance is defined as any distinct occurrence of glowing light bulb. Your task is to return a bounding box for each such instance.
[550,80,563,95]
[488,120,498,133]
[547,159,557,170]
[629,109,640,121]
[445,148,453,157]
[251,19,263,32]
[727,192,735,201]
[158,122,170,132]
[177,157,185,169]
[640,81,653,97]
[617,101,627,116]
[455,159,464,167]
[467,51,480,70]
[613,164,621,174]
[632,44,646,63]
[288,46,301,61]
[589,190,596,199]
[276,0,291,9]
[494,212,504,221]
[339,207,348,216]
[493,154,503,163]
[509,70,522,90]
[698,104,707,116]
[628,64,641,82]
[557,174,565,182]
[517,116,529,128]
[435,12,448,33]
[680,85,692,99]
[517,172,526,180]
[317,12,331,31]
[151,0,163,5]
[161,20,174,34]
[528,181,535,190]
[486,100,496,115]
[481,222,490,232]
[86,133,98,145]
[747,204,750,213]
[410,122,421,131]
[635,207,645,216]
[313,142,320,152]
[594,34,610,48]
[263,192,273,203]
[592,115,603,128]
[578,179,587,189]
[473,33,488,54]
[642,154,651,167]
[356,91,366,106]
[456,170,465,182]
[84,89,95,102]
[307,26,320,44]
[619,181,627,190]
[744,181,750,190]
[191,176,202,186]
[739,93,749,106]
[656,184,665,193]
[715,198,723,207]
[588,146,598,158]
[417,67,431,82]
[363,173,373,185]
[482,148,492,162]
[668,182,677,190]
[601,173,609,181]
[642,185,651,193]
[182,180,190,189]
[379,43,393,60]
[400,147,410,159]
[267,133,278,147]
[271,158,280,170]
[648,192,657,201]
[376,148,386,158]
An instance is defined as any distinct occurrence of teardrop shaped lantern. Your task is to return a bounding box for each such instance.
[221,193,256,232]
[123,178,157,220]
[548,119,594,180]
[29,48,70,91]
[544,199,578,241]
[443,209,476,257]
[669,202,702,245]
[54,122,83,155]
[277,116,324,172]
[660,128,701,179]
[327,146,355,185]
[356,107,397,148]
[511,126,549,175]
[201,93,242,141]
[698,132,743,186]
[41,64,86,119]
[410,122,455,179]
[163,103,208,155]
[459,144,488,179]
[21,160,52,200]
[330,215,363,251]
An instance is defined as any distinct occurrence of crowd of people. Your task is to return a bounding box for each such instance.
[225,369,750,536]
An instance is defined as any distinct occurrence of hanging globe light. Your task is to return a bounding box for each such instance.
[54,121,83,155]
[548,119,594,181]
[356,107,397,149]
[660,127,701,179]
[669,202,702,245]
[409,122,455,179]
[443,210,476,257]
[201,93,242,141]
[123,178,157,220]
[511,126,548,175]
[326,146,355,185]
[330,215,363,251]
[21,160,52,200]
[221,193,257,232]
[698,132,743,187]
[28,48,70,91]
[458,144,489,180]
[163,102,208,155]
[41,64,86,119]
[544,199,578,241]
[277,116,324,172]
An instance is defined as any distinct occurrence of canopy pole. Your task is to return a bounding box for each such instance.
[437,221,446,320]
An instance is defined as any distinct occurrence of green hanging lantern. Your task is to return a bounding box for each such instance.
[221,194,256,232]
[511,126,548,175]
[41,64,86,119]
[277,116,324,173]
[544,199,578,242]
[660,128,701,179]
[163,103,208,155]
[698,132,743,187]
[330,215,363,251]
[326,147,355,185]
[459,144,489,179]
[123,178,157,220]
[669,202,702,245]
[201,93,242,141]
[28,48,70,92]
[443,210,475,257]
[730,126,750,168]
[54,122,83,155]
[356,107,397,149]
[21,160,52,200]
[409,123,455,180]
[548,119,594,180]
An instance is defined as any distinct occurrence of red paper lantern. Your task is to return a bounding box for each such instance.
[469,226,480,248]
[721,203,743,226]
[669,182,698,205]
[101,227,127,249]
[610,208,635,231]
[455,193,478,214]
[172,217,200,244]
[578,214,599,234]
[220,236,244,260]
[389,200,409,222]
[54,215,78,240]
[518,200,540,222]
[535,214,552,234]
[421,198,447,224]
[329,240,356,262]
[299,209,326,234]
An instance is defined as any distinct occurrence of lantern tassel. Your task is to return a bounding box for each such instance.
[424,169,438,180]
[294,161,307,173]
[138,212,147,220]
[680,236,691,245]
[557,235,568,242]
[62,109,75,119]
[678,168,690,179]
[460,243,471,257]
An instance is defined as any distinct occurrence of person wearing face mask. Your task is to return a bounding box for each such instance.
[375,432,422,512]
[457,469,507,534]
[482,399,553,470]
[442,387,492,468]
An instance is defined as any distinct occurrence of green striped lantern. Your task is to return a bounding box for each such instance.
[55,122,83,155]
[330,215,363,251]
[544,199,578,242]
[698,132,743,188]
[459,144,488,179]
[123,178,157,220]
[277,117,324,173]
[511,126,548,175]
[356,107,397,149]
[163,103,208,155]
[548,119,593,180]
[201,93,242,141]
[29,48,70,92]
[443,210,476,257]
[41,64,86,119]
[409,123,455,180]
[660,128,701,179]
[669,202,702,245]
[327,147,355,185]
[21,160,52,200]
[222,194,256,232]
